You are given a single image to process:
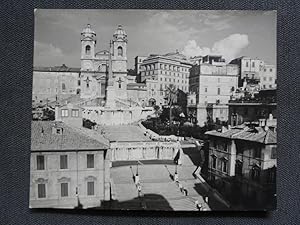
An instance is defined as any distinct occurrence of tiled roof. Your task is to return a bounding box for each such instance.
[205,126,277,144]
[31,121,108,151]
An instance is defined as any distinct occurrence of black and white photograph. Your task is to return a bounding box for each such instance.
[30,9,277,211]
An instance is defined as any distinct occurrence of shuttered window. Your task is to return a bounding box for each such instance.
[37,155,45,170]
[61,183,68,197]
[60,155,68,169]
[87,181,94,196]
[38,183,46,198]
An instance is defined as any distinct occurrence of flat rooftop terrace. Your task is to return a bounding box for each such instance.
[101,125,152,142]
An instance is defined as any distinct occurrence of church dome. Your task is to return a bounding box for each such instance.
[81,24,96,36]
[113,24,127,40]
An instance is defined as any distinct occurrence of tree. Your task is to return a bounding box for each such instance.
[165,84,178,124]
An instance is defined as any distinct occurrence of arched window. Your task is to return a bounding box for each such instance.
[117,46,123,56]
[85,45,91,55]
[62,83,66,91]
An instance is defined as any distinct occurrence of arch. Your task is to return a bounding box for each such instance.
[117,46,123,56]
[85,45,91,55]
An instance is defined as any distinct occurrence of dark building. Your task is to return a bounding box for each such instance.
[228,89,277,126]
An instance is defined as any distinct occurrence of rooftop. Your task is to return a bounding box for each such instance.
[34,64,80,72]
[205,125,276,144]
[31,121,109,151]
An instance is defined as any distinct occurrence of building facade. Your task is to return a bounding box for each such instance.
[140,52,193,106]
[188,55,239,126]
[205,124,277,210]
[230,56,265,85]
[228,89,277,126]
[30,121,110,209]
[80,24,129,102]
[260,64,277,89]
[32,64,81,103]
[230,56,276,89]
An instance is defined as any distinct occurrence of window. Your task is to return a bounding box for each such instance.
[87,181,95,195]
[87,154,94,168]
[205,87,207,93]
[251,167,260,181]
[60,155,68,169]
[78,80,81,86]
[221,159,228,173]
[246,62,249,67]
[117,46,123,56]
[271,147,277,159]
[211,156,217,169]
[61,109,68,117]
[38,183,46,198]
[263,77,267,81]
[270,68,273,72]
[269,77,273,81]
[61,183,68,197]
[253,148,261,158]
[252,61,255,67]
[267,168,276,183]
[235,161,243,177]
[55,128,62,134]
[62,83,66,91]
[217,87,221,95]
[71,109,79,117]
[37,155,45,170]
[85,45,91,55]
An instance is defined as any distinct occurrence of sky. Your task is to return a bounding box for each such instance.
[34,9,276,69]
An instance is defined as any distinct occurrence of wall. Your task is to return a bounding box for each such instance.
[30,150,108,209]
[110,141,180,161]
[260,65,277,89]
[55,104,83,127]
[32,71,80,102]
[228,103,277,126]
[82,106,154,125]
[207,134,277,209]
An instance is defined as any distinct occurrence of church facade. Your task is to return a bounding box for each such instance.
[80,24,137,106]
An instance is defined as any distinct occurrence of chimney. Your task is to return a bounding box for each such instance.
[264,125,269,131]
[269,113,273,120]
[221,126,227,133]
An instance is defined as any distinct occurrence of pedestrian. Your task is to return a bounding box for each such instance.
[137,184,142,197]
[135,174,140,185]
[184,188,188,196]
[174,172,179,183]
[197,203,202,211]
[179,183,183,193]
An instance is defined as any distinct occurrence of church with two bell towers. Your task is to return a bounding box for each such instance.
[80,24,129,106]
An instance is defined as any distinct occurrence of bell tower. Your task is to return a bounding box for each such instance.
[111,24,127,73]
[80,24,97,99]
[81,24,96,71]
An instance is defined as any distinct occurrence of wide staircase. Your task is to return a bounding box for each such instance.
[110,166,141,210]
[138,165,198,211]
